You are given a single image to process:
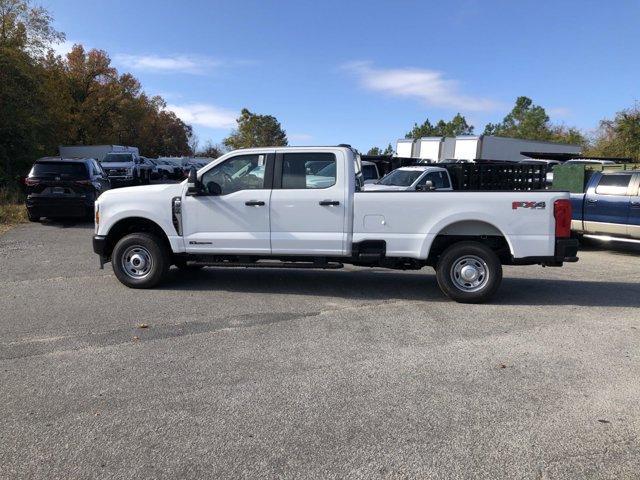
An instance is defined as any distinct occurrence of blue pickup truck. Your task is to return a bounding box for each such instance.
[570,170,640,241]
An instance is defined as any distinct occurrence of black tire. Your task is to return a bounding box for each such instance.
[435,241,502,304]
[111,233,170,288]
[27,210,40,222]
[173,257,204,271]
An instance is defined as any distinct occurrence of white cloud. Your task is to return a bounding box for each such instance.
[288,133,313,142]
[547,107,571,118]
[115,54,220,74]
[343,61,499,112]
[50,40,76,58]
[166,103,237,129]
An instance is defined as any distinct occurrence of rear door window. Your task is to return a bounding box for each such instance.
[595,174,632,195]
[281,153,336,189]
[31,162,88,178]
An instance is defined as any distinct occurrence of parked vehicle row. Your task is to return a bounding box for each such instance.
[92,146,578,303]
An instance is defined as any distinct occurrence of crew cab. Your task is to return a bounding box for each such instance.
[93,146,578,303]
[570,170,640,242]
[363,166,452,191]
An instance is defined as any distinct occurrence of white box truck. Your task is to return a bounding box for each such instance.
[59,145,139,162]
[396,136,580,163]
[453,136,580,162]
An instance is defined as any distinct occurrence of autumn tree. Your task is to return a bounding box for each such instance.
[588,105,640,161]
[223,108,288,149]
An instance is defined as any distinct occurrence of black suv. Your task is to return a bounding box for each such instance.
[25,157,111,222]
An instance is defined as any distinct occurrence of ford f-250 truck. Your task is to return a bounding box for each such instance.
[570,170,640,242]
[92,146,578,303]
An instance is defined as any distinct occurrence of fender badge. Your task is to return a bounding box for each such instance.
[512,201,546,210]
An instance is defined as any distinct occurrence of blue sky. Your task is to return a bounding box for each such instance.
[46,0,640,151]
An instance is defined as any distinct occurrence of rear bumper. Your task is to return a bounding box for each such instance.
[26,195,94,217]
[512,238,579,266]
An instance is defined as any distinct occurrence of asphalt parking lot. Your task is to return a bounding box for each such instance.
[1,222,639,479]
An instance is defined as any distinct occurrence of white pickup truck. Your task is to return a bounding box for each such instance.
[93,146,578,303]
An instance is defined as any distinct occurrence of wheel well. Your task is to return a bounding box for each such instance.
[104,217,171,259]
[428,221,511,265]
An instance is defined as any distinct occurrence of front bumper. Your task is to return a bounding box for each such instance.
[93,235,107,256]
[512,238,579,266]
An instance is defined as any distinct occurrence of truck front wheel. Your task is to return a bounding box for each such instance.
[435,241,502,303]
[112,233,170,288]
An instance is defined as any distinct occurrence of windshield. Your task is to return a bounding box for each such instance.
[102,153,134,163]
[30,162,88,178]
[378,169,422,186]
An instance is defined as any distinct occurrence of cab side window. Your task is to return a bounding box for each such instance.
[281,153,336,189]
[201,154,266,195]
[595,174,632,196]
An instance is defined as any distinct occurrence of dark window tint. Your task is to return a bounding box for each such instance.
[419,171,450,189]
[362,164,378,181]
[201,154,266,194]
[282,153,336,189]
[31,162,88,178]
[595,174,632,195]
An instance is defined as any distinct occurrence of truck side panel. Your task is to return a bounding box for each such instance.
[353,191,569,259]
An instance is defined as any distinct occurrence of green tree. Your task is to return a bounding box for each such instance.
[198,141,226,158]
[406,113,474,139]
[0,0,65,55]
[366,147,382,155]
[223,108,288,149]
[588,105,640,161]
[483,96,587,146]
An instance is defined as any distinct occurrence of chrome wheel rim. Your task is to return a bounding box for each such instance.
[121,246,153,279]
[450,255,489,292]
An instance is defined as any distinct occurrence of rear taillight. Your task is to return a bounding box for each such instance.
[24,178,40,186]
[554,199,571,238]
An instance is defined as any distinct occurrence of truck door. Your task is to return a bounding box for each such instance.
[583,172,633,235]
[627,174,640,238]
[269,151,346,255]
[181,152,274,254]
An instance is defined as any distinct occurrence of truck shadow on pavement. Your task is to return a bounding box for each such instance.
[160,268,640,308]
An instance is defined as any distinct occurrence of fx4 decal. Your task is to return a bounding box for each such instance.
[512,201,546,210]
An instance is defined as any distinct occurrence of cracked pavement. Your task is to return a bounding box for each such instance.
[1,222,639,479]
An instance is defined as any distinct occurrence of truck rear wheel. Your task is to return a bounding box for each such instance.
[112,233,169,288]
[435,241,502,303]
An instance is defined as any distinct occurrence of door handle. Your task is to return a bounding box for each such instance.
[631,201,640,208]
[319,200,340,206]
[245,200,265,206]
[587,199,598,204]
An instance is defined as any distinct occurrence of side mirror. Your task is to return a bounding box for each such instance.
[186,167,201,196]
[416,180,435,191]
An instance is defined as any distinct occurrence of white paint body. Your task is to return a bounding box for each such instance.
[96,147,569,260]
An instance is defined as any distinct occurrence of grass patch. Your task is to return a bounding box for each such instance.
[0,187,28,231]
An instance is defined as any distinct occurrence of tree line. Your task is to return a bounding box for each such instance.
[0,0,289,184]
